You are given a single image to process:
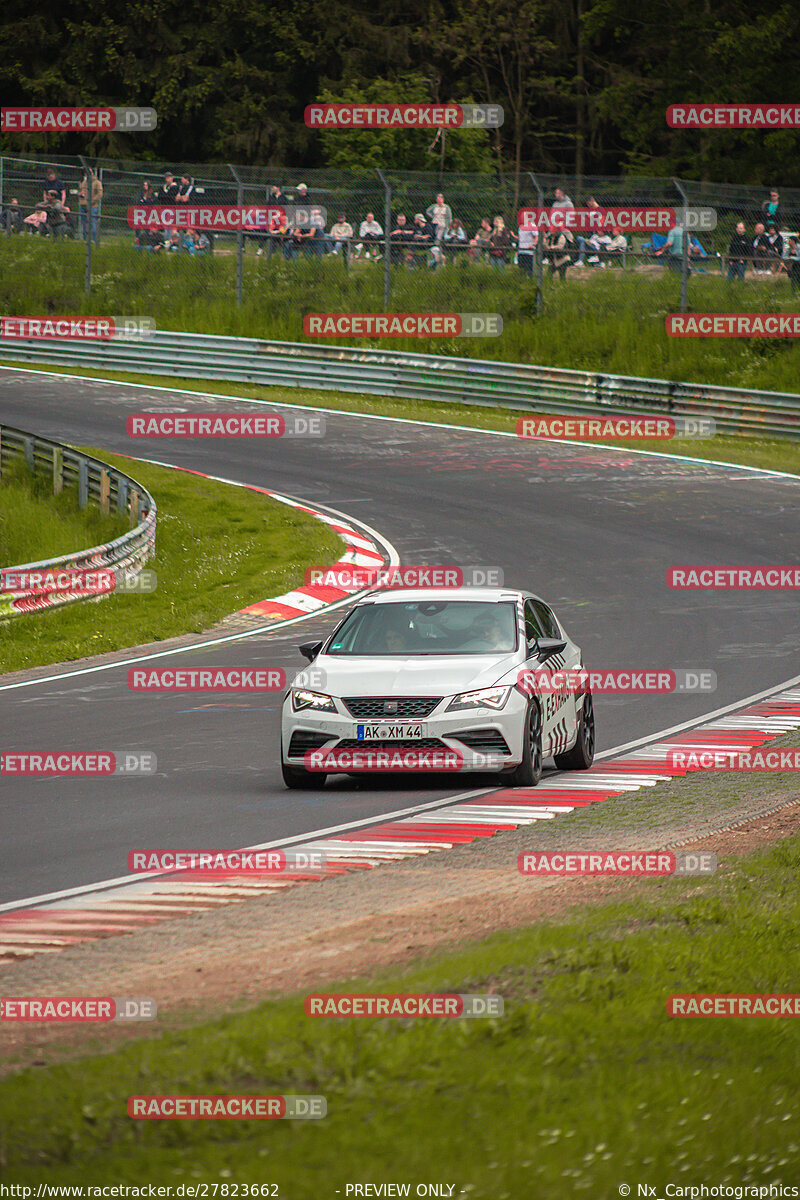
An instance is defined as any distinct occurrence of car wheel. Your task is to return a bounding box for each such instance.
[554,692,595,771]
[500,699,543,788]
[281,760,324,789]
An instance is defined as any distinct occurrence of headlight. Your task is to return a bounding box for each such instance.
[446,686,511,712]
[292,689,336,713]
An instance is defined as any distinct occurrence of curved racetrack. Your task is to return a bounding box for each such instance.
[1,366,799,906]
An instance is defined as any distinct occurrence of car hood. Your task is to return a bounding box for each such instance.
[294,653,520,697]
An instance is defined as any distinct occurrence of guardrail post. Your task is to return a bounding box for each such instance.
[78,458,89,509]
[0,426,3,477]
[23,436,34,472]
[53,445,63,494]
[527,173,544,314]
[229,164,243,306]
[129,489,139,529]
[673,177,690,314]
[99,468,110,513]
[375,169,391,310]
[118,477,128,514]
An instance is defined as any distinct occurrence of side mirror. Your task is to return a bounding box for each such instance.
[299,640,323,662]
[535,637,567,661]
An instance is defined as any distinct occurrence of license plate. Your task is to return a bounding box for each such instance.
[356,723,425,740]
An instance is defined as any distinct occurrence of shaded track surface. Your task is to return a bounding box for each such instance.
[1,367,799,905]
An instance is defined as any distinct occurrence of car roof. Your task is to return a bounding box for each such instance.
[358,587,528,605]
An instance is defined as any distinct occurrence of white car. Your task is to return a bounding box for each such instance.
[280,587,594,789]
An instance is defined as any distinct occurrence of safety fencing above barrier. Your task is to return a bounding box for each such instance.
[0,424,157,619]
[2,331,799,439]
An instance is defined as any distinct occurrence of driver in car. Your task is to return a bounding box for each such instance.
[466,613,509,651]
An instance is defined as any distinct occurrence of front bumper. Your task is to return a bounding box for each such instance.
[281,691,528,773]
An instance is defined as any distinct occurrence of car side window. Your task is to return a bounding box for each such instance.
[524,601,544,655]
[531,599,561,640]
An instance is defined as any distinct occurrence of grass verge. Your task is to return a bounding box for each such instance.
[1,823,799,1192]
[0,450,343,675]
[2,360,799,476]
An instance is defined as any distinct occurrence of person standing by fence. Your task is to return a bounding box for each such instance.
[79,168,103,244]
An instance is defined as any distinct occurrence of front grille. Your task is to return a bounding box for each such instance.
[288,731,334,756]
[334,738,447,751]
[450,729,511,755]
[343,696,441,720]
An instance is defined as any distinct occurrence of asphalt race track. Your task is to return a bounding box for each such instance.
[1,366,799,906]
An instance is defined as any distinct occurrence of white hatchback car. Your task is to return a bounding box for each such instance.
[280,587,594,789]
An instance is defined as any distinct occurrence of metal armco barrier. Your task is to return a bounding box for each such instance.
[2,331,800,438]
[0,425,156,619]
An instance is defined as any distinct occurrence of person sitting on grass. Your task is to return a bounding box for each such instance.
[167,229,181,252]
[196,230,211,253]
[35,191,69,240]
[469,217,493,262]
[182,228,198,254]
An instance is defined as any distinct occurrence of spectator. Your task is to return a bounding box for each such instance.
[752,222,770,273]
[605,227,627,263]
[176,174,195,203]
[390,213,414,264]
[655,221,684,271]
[35,192,69,239]
[761,189,782,229]
[196,230,211,253]
[296,218,324,256]
[765,222,784,272]
[443,217,468,264]
[78,168,103,243]
[293,183,311,205]
[138,180,157,204]
[329,212,353,255]
[3,198,23,234]
[575,195,601,266]
[545,227,573,279]
[586,229,612,265]
[137,221,166,252]
[469,217,493,262]
[516,221,537,276]
[167,229,181,252]
[358,212,383,257]
[271,215,295,260]
[411,212,435,267]
[42,167,66,205]
[488,215,512,269]
[551,187,574,214]
[779,236,800,290]
[182,228,198,254]
[727,222,749,280]
[160,172,179,202]
[268,184,289,204]
[426,192,452,242]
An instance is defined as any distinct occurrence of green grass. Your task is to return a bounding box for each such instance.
[0,450,343,675]
[3,360,799,477]
[0,458,129,566]
[3,236,800,392]
[2,830,799,1192]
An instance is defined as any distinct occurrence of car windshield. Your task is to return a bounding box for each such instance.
[326,600,519,656]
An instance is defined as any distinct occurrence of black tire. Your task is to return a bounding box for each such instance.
[281,760,324,790]
[554,692,595,771]
[500,699,543,788]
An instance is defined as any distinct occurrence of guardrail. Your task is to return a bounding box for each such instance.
[1,330,800,438]
[0,424,156,619]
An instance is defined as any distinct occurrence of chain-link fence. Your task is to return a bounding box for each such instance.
[2,154,800,343]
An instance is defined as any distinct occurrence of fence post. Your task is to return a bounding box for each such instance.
[99,468,110,514]
[53,445,63,495]
[375,168,391,310]
[528,172,544,314]
[0,426,3,478]
[229,164,243,306]
[0,156,6,238]
[78,458,89,509]
[79,154,92,295]
[673,177,689,313]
